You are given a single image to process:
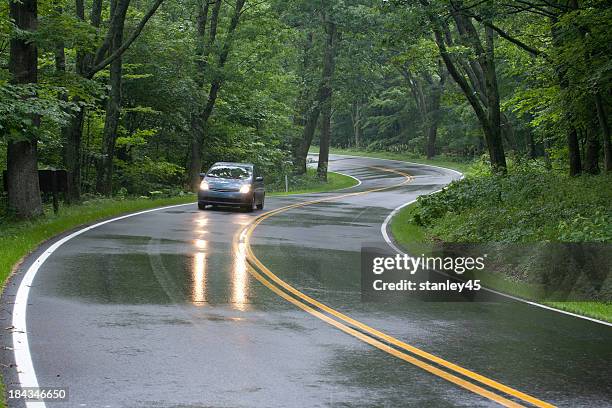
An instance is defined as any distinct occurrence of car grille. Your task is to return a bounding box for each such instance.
[210,187,239,192]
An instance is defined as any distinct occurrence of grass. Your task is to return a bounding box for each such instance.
[0,194,197,287]
[309,146,473,174]
[267,169,357,195]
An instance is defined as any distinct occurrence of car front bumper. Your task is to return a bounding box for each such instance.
[198,190,251,206]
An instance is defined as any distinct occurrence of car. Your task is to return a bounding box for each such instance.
[197,162,265,212]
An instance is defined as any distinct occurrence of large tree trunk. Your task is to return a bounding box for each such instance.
[96,0,129,195]
[7,0,42,218]
[317,20,337,180]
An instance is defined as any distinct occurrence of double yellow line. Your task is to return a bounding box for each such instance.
[235,166,555,408]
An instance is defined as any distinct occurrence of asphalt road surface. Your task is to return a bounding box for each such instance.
[2,155,611,408]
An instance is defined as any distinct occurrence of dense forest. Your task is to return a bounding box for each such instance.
[1,0,611,220]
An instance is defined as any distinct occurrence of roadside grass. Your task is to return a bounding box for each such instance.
[0,194,197,288]
[309,146,474,174]
[390,202,612,323]
[267,169,357,195]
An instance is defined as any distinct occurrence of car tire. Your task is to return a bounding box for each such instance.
[256,195,264,210]
[244,195,255,212]
[198,202,207,210]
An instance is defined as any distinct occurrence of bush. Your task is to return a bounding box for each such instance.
[412,167,612,243]
[116,156,184,195]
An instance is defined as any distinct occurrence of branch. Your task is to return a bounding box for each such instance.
[88,0,165,77]
[466,11,544,57]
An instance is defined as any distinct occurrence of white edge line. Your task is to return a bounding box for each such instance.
[328,152,612,327]
[11,201,196,408]
[332,171,362,190]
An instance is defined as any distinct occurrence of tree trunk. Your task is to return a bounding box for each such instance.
[583,116,600,175]
[483,25,507,171]
[426,71,444,159]
[317,20,337,180]
[594,92,612,172]
[351,102,362,149]
[96,0,129,195]
[7,0,42,218]
[292,32,316,175]
[295,105,320,175]
[62,0,161,199]
[63,108,85,200]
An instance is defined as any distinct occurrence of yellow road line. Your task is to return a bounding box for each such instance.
[240,166,555,408]
[237,252,524,407]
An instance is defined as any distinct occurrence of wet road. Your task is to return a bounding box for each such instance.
[2,155,611,407]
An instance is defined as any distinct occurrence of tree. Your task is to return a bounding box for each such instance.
[62,0,165,200]
[6,0,43,218]
[96,0,130,195]
[421,0,507,172]
[186,0,247,191]
[316,16,338,180]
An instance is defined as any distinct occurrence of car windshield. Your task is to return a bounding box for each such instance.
[207,166,251,180]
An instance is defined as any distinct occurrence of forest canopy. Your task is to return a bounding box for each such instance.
[1,0,611,219]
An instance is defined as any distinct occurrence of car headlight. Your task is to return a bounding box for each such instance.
[200,180,209,190]
[239,184,252,194]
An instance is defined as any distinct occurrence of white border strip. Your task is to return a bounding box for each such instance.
[332,171,362,190]
[11,202,195,408]
[359,152,612,327]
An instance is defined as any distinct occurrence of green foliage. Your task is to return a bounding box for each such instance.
[0,83,75,141]
[413,168,612,243]
[116,156,184,196]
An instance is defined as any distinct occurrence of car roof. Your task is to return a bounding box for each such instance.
[211,162,254,168]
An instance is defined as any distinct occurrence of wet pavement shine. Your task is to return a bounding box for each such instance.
[1,155,611,408]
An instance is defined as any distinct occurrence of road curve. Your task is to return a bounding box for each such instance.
[1,154,610,408]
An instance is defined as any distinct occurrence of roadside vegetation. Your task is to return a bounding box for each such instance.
[267,168,357,195]
[388,158,612,322]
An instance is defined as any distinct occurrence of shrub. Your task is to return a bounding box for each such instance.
[412,167,612,243]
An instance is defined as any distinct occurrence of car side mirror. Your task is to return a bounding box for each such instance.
[199,172,206,178]
[255,176,264,182]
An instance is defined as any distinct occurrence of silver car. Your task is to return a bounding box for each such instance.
[197,162,265,212]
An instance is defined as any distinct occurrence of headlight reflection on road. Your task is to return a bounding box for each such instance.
[192,247,207,306]
[232,242,249,311]
[194,239,207,249]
